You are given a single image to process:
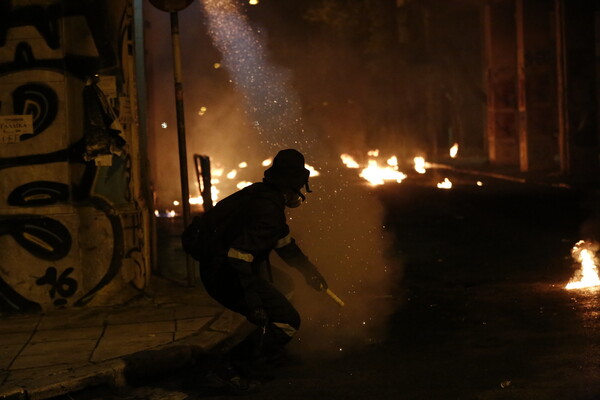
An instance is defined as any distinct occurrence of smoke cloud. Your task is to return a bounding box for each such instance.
[284,168,402,357]
[146,0,403,357]
[195,0,401,355]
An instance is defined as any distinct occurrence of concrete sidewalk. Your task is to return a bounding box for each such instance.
[0,277,252,400]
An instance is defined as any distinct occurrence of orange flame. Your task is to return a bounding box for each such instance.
[437,178,452,189]
[565,240,600,290]
[450,143,459,158]
[413,156,427,174]
[340,154,360,168]
[359,159,407,186]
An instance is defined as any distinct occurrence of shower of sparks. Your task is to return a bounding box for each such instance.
[198,106,207,116]
[194,1,395,352]
[200,0,311,152]
[161,122,167,128]
[262,158,272,167]
[213,62,221,69]
[238,161,248,168]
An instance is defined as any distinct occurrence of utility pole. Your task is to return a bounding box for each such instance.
[149,0,196,287]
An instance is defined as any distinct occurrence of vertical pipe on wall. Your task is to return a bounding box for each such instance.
[554,0,569,175]
[483,2,496,163]
[515,0,529,172]
[132,0,156,279]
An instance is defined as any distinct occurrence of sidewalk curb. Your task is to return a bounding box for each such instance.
[0,310,251,400]
[0,360,124,400]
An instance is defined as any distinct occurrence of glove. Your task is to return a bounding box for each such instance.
[247,307,269,327]
[305,269,328,291]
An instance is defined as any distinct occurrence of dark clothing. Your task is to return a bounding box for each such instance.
[187,150,324,389]
[207,182,288,261]
[200,257,300,332]
[198,182,318,345]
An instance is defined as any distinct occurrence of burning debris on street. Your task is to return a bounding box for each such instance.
[155,146,469,216]
[146,0,599,366]
[565,240,600,290]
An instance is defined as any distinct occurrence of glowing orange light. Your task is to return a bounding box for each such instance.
[437,178,452,189]
[359,160,407,186]
[237,181,252,189]
[413,156,427,174]
[305,163,320,177]
[450,143,459,158]
[565,240,600,290]
[340,154,360,168]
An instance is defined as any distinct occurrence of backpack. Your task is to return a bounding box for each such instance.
[181,184,255,261]
[181,214,213,261]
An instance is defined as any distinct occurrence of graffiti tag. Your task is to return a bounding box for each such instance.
[35,266,78,306]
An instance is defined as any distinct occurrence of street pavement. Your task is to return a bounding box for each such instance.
[1,163,597,400]
[0,276,253,400]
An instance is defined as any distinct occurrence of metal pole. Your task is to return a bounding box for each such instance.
[170,11,195,286]
[483,3,496,164]
[555,0,569,175]
[515,0,529,172]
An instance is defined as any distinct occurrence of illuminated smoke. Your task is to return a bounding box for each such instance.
[285,170,401,356]
[199,0,313,153]
[192,0,400,356]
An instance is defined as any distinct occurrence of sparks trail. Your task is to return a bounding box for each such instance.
[199,0,310,152]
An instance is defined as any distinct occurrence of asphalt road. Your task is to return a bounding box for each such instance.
[61,174,600,400]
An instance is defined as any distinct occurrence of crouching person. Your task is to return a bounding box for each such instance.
[183,149,328,394]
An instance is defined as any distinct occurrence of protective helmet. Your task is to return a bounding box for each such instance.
[263,149,312,206]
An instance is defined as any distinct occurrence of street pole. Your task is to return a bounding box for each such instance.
[169,11,196,286]
[149,0,195,287]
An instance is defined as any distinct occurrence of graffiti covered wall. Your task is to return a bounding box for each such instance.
[0,0,150,312]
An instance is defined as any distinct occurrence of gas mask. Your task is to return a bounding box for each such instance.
[284,191,304,208]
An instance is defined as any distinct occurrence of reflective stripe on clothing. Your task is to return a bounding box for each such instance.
[273,322,297,337]
[275,233,292,249]
[227,247,254,262]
